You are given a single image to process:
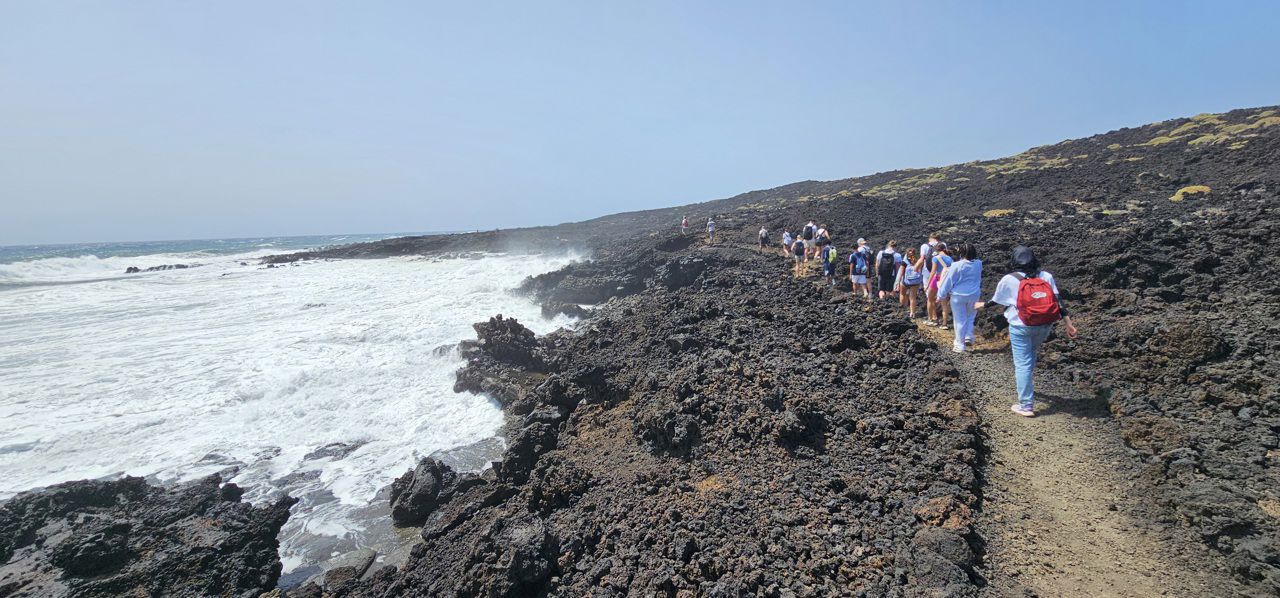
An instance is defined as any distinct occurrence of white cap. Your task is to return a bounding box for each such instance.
[857,238,866,244]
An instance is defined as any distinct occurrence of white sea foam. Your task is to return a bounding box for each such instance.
[0,250,578,571]
[0,251,243,285]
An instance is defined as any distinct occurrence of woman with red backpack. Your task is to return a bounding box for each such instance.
[977,245,1079,417]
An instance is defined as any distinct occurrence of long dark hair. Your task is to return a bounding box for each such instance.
[956,243,978,261]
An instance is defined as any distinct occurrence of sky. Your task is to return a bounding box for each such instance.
[2,1,1279,245]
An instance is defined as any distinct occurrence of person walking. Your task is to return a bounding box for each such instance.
[849,238,872,300]
[920,233,939,308]
[758,226,769,252]
[875,241,902,300]
[936,243,983,353]
[927,242,953,328]
[791,236,806,277]
[801,221,817,261]
[977,246,1079,417]
[821,241,839,286]
[681,216,689,236]
[781,230,793,257]
[920,233,939,272]
[898,248,925,318]
[706,217,716,244]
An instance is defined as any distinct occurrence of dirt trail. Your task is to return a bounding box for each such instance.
[916,326,1231,597]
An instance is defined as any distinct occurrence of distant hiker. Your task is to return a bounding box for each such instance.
[976,246,1079,417]
[707,217,716,244]
[821,241,838,286]
[920,233,939,280]
[758,226,769,252]
[920,233,939,319]
[849,238,872,299]
[875,241,902,299]
[817,224,831,244]
[936,243,982,353]
[927,242,953,328]
[791,237,806,277]
[920,234,939,272]
[681,216,689,236]
[782,230,793,256]
[801,221,817,260]
[898,248,925,318]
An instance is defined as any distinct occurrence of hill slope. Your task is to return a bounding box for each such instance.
[295,105,1278,596]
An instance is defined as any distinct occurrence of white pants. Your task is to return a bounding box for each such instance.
[950,294,978,350]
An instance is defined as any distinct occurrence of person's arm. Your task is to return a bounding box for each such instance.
[936,263,955,299]
[1061,313,1078,338]
[976,275,1004,310]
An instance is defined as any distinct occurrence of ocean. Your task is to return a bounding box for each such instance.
[0,234,579,577]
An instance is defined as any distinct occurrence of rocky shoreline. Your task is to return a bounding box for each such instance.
[3,105,1278,596]
[0,474,294,597]
[317,239,986,597]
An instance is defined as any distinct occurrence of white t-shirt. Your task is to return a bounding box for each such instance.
[992,271,1059,326]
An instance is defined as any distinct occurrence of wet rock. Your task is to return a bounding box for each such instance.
[466,315,546,371]
[0,475,294,598]
[304,440,368,461]
[49,519,132,577]
[541,301,589,319]
[389,458,457,526]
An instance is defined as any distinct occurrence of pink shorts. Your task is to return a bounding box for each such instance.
[928,274,940,291]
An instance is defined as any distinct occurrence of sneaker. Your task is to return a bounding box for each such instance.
[964,338,974,345]
[951,347,966,354]
[1010,404,1035,417]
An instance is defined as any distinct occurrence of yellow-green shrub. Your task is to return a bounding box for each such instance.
[1169,185,1210,202]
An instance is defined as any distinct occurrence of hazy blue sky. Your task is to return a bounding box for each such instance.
[3,1,1279,244]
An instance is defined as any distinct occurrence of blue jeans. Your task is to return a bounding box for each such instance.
[1010,324,1053,410]
[949,294,978,351]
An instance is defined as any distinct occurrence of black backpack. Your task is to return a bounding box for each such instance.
[802,225,814,240]
[921,243,934,272]
[877,251,896,277]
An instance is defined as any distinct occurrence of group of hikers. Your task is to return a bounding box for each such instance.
[686,216,1079,419]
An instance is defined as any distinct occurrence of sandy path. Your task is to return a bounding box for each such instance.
[917,325,1229,597]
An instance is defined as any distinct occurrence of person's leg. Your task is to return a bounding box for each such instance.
[954,296,976,351]
[949,297,966,350]
[1009,325,1034,410]
[963,302,974,342]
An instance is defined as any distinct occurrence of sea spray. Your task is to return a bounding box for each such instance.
[0,247,579,572]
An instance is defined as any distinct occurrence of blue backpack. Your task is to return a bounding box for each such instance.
[849,251,869,275]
